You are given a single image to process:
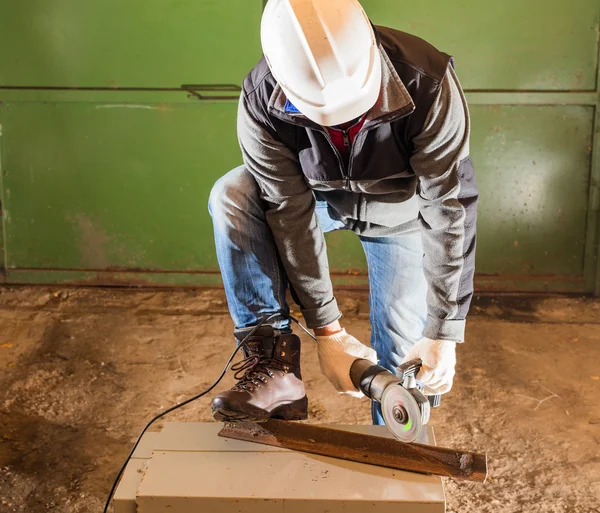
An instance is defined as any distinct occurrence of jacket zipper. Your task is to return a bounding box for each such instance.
[318,128,349,190]
[312,110,413,192]
[345,115,410,190]
[342,129,351,190]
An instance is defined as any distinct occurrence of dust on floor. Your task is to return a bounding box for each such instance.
[0,287,599,512]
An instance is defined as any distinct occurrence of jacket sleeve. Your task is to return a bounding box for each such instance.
[237,92,341,329]
[409,66,478,342]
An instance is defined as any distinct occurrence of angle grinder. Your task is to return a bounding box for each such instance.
[350,358,442,443]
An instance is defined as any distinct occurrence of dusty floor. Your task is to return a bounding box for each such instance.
[0,286,599,512]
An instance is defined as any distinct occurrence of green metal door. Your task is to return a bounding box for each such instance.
[0,93,239,285]
[0,0,263,286]
[362,0,599,90]
[0,132,5,283]
[472,105,595,291]
[0,0,263,87]
[0,0,599,293]
[359,0,600,293]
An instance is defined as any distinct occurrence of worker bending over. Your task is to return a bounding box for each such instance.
[209,0,478,424]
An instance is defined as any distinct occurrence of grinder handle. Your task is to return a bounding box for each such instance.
[429,394,442,408]
[396,358,443,408]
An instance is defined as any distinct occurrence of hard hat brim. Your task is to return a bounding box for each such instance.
[280,49,382,127]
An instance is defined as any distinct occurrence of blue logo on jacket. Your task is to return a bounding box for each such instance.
[284,99,301,114]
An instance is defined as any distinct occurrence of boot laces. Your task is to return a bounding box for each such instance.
[230,349,288,392]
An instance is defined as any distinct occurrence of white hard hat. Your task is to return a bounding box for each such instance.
[261,0,382,127]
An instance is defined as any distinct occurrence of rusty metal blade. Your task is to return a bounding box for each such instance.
[219,420,487,483]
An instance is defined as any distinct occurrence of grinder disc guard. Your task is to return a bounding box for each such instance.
[381,385,422,443]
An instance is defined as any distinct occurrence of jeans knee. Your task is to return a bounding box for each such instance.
[208,166,258,218]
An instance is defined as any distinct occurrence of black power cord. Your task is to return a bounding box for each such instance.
[102,313,302,513]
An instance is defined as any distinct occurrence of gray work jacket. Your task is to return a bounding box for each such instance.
[236,25,478,341]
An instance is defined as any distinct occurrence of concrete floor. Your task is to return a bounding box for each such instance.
[0,286,599,512]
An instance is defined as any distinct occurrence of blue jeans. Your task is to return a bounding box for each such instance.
[208,166,428,425]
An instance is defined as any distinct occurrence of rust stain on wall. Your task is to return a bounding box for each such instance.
[72,214,111,269]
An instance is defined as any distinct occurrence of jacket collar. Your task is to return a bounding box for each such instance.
[268,45,415,130]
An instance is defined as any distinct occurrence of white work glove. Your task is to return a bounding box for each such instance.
[316,329,377,397]
[401,338,457,395]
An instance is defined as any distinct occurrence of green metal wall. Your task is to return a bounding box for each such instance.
[0,1,599,293]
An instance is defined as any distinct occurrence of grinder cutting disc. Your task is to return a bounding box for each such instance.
[381,384,422,443]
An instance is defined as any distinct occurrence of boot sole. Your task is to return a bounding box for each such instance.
[213,396,308,423]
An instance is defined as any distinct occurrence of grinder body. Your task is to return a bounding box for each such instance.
[350,358,441,442]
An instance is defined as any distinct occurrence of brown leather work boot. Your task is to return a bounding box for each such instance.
[211,325,308,422]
